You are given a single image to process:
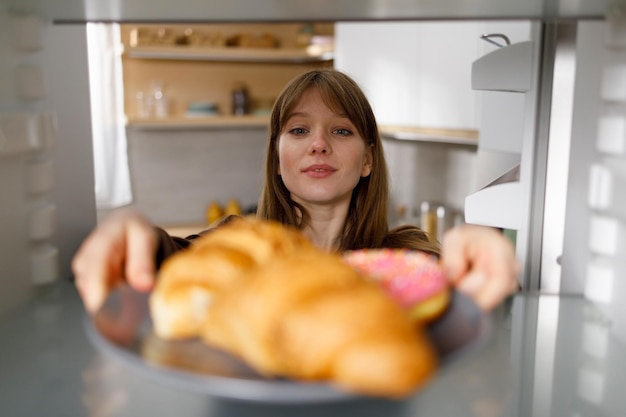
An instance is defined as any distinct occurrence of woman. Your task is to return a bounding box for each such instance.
[73,69,519,314]
[258,69,440,255]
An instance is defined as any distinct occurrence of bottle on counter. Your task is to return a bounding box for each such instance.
[148,80,169,118]
[232,82,249,116]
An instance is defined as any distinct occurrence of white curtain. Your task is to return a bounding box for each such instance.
[86,23,132,209]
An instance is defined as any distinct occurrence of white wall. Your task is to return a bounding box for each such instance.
[124,127,266,226]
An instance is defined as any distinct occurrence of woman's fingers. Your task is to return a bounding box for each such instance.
[441,225,520,311]
[473,268,520,311]
[124,218,158,292]
[72,209,157,314]
[73,229,124,313]
[439,227,472,285]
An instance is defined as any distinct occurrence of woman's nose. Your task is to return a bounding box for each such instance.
[310,131,331,154]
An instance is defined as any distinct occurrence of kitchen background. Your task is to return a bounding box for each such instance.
[0,16,531,317]
[103,21,530,227]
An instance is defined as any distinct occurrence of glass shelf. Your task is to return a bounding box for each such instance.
[8,0,608,23]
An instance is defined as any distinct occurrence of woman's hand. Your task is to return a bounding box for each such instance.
[441,225,520,311]
[72,209,158,314]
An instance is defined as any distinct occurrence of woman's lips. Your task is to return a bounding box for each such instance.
[302,164,337,178]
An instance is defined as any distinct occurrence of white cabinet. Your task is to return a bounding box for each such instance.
[335,21,481,130]
[335,21,532,130]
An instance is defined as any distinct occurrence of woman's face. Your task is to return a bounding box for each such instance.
[277,88,372,208]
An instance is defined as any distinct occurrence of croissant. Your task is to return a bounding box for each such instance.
[150,217,313,339]
[199,250,438,398]
[151,217,439,398]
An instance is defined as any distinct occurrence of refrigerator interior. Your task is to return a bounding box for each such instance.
[2,1,626,416]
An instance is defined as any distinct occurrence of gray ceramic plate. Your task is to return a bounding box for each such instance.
[85,284,492,403]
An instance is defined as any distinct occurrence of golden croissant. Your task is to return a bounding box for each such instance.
[150,217,438,398]
[150,216,313,339]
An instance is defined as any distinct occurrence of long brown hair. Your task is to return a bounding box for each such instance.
[257,69,439,256]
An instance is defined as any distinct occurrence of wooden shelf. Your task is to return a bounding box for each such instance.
[126,115,271,130]
[379,125,479,147]
[127,118,478,147]
[123,45,334,63]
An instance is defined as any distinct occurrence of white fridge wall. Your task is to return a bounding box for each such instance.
[561,20,626,343]
[0,156,32,315]
[0,14,97,317]
[40,24,97,281]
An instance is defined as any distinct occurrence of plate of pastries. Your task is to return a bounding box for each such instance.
[85,217,492,403]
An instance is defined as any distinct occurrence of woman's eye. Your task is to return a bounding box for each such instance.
[333,128,352,136]
[289,127,308,135]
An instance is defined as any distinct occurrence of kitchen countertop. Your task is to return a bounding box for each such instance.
[162,224,209,239]
[379,125,478,148]
[0,280,623,417]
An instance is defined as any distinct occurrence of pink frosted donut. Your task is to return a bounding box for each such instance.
[343,249,450,323]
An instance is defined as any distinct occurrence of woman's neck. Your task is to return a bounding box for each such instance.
[298,202,349,252]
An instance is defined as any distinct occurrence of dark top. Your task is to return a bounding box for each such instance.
[154,215,241,268]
